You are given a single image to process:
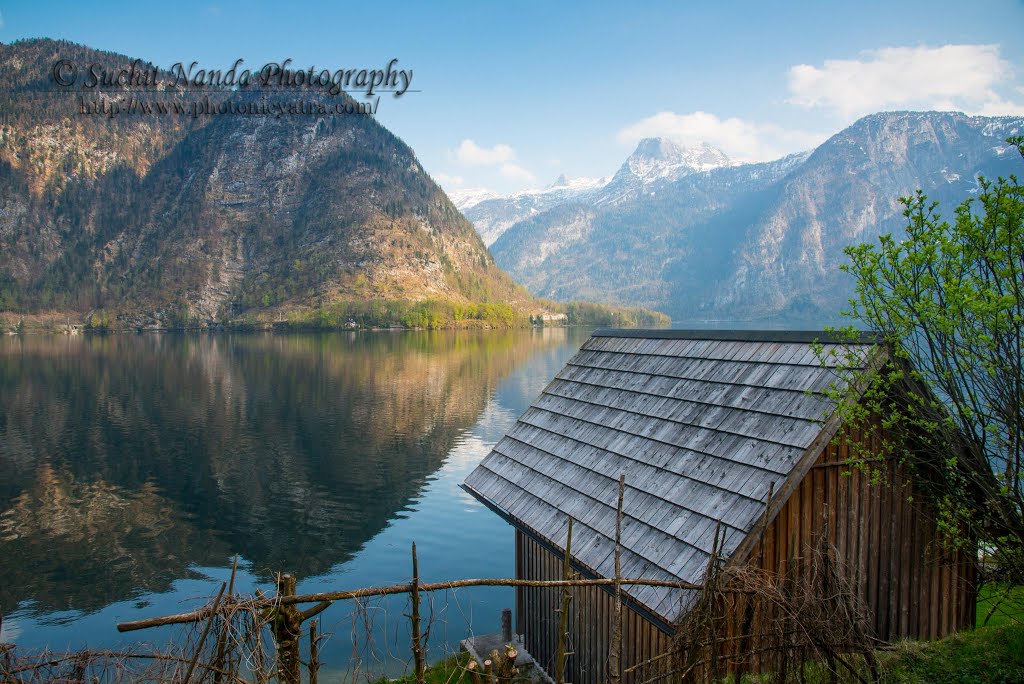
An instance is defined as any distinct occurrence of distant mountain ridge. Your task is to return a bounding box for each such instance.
[451,174,608,246]
[471,112,1024,324]
[453,137,735,245]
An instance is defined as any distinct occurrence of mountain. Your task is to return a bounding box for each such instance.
[622,137,731,177]
[484,113,1024,324]
[452,173,607,246]
[0,39,531,328]
[489,150,807,308]
[455,138,732,247]
[597,137,732,206]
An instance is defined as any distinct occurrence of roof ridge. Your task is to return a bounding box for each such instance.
[592,328,883,344]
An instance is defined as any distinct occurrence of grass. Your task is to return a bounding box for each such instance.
[977,584,1024,628]
[379,624,1024,684]
[736,622,1024,683]
[874,622,1024,683]
[381,648,539,684]
[374,653,470,684]
[397,627,1024,684]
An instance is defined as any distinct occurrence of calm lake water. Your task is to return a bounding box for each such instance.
[0,328,592,675]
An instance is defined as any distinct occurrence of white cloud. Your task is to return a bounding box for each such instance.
[450,138,537,189]
[499,163,536,184]
[617,110,826,163]
[618,44,1024,165]
[974,96,1024,117]
[455,139,516,166]
[0,11,5,29]
[433,172,464,187]
[788,44,1024,119]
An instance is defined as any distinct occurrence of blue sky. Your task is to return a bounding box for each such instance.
[2,1,1023,194]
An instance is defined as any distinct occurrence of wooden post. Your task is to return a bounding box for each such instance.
[498,644,519,683]
[309,618,320,684]
[272,574,304,684]
[555,517,574,684]
[501,609,512,643]
[410,543,426,684]
[607,473,625,684]
[468,660,483,684]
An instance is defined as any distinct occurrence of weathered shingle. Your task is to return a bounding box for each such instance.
[463,329,878,623]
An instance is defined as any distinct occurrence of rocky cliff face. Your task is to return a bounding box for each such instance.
[484,112,1023,324]
[0,39,529,326]
[701,112,1024,321]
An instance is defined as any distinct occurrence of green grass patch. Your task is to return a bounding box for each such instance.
[737,622,1024,683]
[382,650,536,684]
[977,584,1024,628]
[378,652,473,684]
[877,622,1024,683]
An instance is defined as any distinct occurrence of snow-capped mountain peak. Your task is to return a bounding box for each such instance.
[591,138,731,207]
[449,173,609,245]
[446,187,502,211]
[623,137,731,182]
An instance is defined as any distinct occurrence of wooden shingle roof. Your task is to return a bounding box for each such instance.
[462,329,882,625]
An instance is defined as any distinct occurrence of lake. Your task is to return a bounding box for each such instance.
[0,328,593,676]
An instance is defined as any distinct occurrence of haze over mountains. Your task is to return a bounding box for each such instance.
[456,112,1024,325]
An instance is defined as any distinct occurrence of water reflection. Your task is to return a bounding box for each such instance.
[0,330,580,624]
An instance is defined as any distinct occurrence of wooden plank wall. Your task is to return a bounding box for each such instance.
[741,416,977,644]
[516,531,674,684]
[515,416,976,682]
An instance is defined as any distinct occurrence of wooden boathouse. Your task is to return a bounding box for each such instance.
[462,329,976,684]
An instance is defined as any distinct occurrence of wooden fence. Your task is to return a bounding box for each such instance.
[1,477,889,684]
